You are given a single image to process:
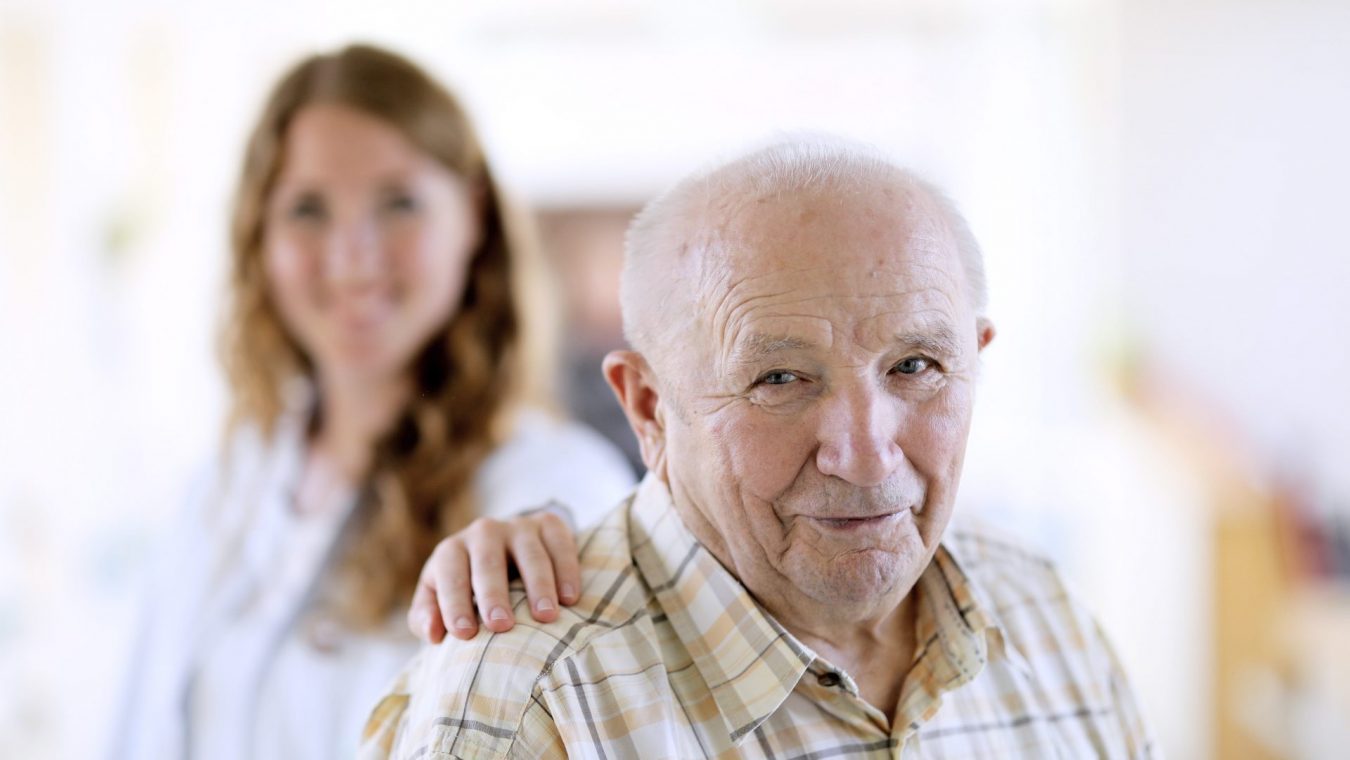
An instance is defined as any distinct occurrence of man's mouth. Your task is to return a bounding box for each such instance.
[810,511,908,531]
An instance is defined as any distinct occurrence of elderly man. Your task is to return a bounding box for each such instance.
[360,138,1154,758]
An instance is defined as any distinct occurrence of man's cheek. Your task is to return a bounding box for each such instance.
[724,425,806,498]
[910,399,971,468]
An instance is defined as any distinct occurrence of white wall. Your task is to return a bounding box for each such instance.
[1121,0,1350,503]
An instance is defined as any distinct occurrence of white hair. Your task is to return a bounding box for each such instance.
[620,134,988,360]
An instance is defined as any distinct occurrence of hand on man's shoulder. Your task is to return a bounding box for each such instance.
[362,502,642,760]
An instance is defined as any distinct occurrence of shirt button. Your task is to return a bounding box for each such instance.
[817,672,841,688]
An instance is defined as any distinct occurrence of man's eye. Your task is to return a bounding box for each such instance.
[893,357,932,375]
[760,370,799,386]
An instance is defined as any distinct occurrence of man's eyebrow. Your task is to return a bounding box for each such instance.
[728,333,817,365]
[896,324,961,356]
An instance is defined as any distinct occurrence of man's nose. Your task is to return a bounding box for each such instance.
[325,220,383,283]
[814,383,906,487]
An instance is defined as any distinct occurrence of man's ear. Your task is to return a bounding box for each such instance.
[603,350,666,474]
[976,317,996,353]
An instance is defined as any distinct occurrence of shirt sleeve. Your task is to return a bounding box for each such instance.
[508,692,569,760]
[358,623,560,760]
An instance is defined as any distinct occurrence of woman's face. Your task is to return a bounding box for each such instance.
[263,103,481,385]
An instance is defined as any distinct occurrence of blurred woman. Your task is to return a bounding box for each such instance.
[114,44,634,760]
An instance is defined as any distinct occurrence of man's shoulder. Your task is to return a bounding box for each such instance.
[942,517,1071,611]
[443,497,653,681]
[373,501,656,759]
[942,517,1112,680]
[938,519,1156,756]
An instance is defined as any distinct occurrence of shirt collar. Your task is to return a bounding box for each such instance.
[627,477,1033,741]
[922,536,1036,683]
[627,475,815,745]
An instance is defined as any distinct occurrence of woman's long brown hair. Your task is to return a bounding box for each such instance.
[220,44,554,629]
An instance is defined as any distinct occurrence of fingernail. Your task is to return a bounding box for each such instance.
[489,606,510,623]
[454,616,474,630]
[536,597,556,613]
[561,583,577,601]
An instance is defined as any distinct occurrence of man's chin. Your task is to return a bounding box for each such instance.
[794,549,923,609]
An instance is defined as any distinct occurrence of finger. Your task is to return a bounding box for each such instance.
[467,524,515,634]
[537,512,581,605]
[509,530,559,624]
[433,540,481,641]
[409,580,447,644]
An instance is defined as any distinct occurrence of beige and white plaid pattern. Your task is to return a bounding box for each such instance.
[361,475,1156,759]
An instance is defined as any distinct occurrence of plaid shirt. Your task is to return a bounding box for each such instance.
[361,475,1155,759]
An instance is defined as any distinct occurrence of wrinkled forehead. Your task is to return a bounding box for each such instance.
[711,175,954,265]
[673,185,972,366]
[694,182,967,306]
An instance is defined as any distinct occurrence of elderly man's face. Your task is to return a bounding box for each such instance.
[659,183,992,621]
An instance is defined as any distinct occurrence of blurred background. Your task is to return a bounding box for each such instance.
[2,0,1347,757]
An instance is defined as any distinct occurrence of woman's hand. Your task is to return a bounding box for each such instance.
[407,508,581,643]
